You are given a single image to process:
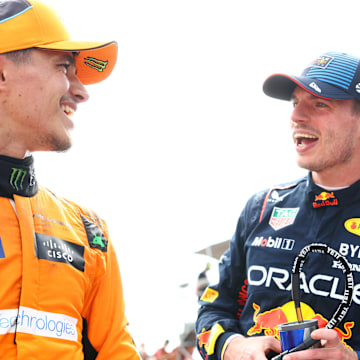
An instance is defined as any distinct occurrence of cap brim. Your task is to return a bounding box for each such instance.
[37,40,117,85]
[263,73,354,101]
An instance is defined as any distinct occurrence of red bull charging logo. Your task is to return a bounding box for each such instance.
[247,302,354,349]
[313,191,338,208]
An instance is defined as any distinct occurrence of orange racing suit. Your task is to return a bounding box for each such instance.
[0,155,139,359]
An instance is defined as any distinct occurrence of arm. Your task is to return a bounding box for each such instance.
[196,193,281,360]
[84,240,140,360]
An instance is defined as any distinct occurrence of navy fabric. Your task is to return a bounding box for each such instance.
[196,173,360,359]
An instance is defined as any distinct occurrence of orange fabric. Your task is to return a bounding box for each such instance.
[0,187,139,359]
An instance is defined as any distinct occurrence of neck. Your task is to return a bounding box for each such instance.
[312,165,360,188]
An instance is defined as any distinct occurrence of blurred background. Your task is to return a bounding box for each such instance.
[34,0,359,355]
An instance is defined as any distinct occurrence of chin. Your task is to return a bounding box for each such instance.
[296,158,315,172]
[37,133,73,153]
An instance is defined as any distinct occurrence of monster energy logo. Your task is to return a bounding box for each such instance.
[10,168,27,191]
[84,57,108,72]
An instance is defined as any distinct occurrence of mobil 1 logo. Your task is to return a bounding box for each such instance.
[35,233,85,272]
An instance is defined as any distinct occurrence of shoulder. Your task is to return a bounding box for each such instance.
[248,176,307,205]
[241,175,308,224]
[36,186,109,252]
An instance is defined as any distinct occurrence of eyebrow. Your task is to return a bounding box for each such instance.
[55,53,76,66]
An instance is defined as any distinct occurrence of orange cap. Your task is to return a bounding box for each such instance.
[0,0,117,85]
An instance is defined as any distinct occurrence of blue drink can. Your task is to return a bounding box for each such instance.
[278,319,318,352]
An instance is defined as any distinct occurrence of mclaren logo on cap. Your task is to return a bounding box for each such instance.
[84,57,108,72]
[0,0,32,24]
[310,55,334,69]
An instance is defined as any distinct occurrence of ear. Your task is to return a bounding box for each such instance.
[0,55,8,91]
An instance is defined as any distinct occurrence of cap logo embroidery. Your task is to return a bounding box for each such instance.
[309,82,321,93]
[309,55,334,70]
[355,83,360,94]
[84,57,108,72]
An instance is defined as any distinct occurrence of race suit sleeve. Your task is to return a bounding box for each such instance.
[196,191,266,360]
[82,237,140,360]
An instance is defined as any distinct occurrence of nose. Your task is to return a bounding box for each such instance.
[69,75,90,103]
[291,100,310,125]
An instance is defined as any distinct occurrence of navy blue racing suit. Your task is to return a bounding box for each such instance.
[196,173,360,359]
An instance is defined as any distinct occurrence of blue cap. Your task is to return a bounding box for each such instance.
[263,52,360,101]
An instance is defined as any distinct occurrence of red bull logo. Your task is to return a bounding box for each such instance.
[313,192,338,208]
[197,329,211,351]
[247,301,354,348]
[314,192,335,201]
[247,303,288,337]
[197,324,225,355]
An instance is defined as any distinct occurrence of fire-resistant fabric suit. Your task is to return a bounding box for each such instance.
[0,155,139,360]
[196,173,360,360]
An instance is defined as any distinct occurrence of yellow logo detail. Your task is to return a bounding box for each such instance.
[208,324,224,355]
[200,288,219,303]
[344,218,360,236]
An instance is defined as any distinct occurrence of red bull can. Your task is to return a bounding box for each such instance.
[278,319,318,352]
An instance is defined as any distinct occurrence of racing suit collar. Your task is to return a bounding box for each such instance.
[307,173,360,207]
[0,155,38,198]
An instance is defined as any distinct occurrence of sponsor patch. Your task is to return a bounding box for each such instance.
[269,207,299,231]
[81,214,108,252]
[313,191,338,209]
[35,233,85,272]
[0,307,77,341]
[309,55,334,69]
[84,57,108,72]
[309,81,321,93]
[200,288,219,303]
[251,236,295,251]
[344,218,360,236]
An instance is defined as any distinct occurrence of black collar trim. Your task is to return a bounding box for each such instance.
[0,155,38,198]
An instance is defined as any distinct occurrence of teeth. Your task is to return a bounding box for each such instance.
[294,133,317,139]
[61,104,75,116]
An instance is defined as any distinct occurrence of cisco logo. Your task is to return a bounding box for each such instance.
[35,233,85,272]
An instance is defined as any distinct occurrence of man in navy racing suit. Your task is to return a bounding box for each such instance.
[196,51,360,360]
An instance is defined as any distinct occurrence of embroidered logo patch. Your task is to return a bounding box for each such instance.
[84,57,108,72]
[200,288,219,303]
[269,207,299,231]
[313,191,338,209]
[35,233,85,271]
[310,55,334,69]
[0,307,78,341]
[344,218,360,237]
[80,214,108,252]
[9,168,27,190]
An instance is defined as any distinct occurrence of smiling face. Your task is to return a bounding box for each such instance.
[290,87,360,186]
[0,49,89,157]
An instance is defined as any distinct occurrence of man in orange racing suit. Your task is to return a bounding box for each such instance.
[0,1,139,359]
[196,52,360,360]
